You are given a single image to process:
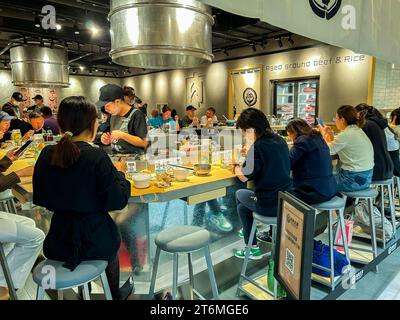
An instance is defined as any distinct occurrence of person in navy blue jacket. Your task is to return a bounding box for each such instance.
[286,118,337,205]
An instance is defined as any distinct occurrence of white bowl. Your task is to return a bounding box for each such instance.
[173,168,190,182]
[131,173,152,189]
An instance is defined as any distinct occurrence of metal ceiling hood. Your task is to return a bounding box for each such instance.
[10,44,69,87]
[109,0,214,69]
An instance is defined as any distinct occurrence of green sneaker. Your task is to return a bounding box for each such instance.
[238,229,244,238]
[235,247,263,260]
[206,212,233,232]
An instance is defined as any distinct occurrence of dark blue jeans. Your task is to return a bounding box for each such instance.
[236,189,277,246]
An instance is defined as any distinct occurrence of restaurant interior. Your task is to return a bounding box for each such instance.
[0,0,399,302]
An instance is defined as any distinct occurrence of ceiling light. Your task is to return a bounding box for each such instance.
[34,15,41,28]
[74,21,80,35]
[79,66,85,71]
[56,24,62,30]
[91,26,99,36]
[95,68,99,72]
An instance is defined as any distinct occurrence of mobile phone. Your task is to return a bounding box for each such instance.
[317,118,325,127]
[14,140,33,157]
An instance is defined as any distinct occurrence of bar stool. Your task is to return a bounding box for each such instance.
[149,225,218,300]
[393,176,400,204]
[341,188,379,271]
[0,243,17,300]
[33,259,112,300]
[237,213,279,299]
[312,196,350,290]
[372,179,397,248]
[0,190,17,214]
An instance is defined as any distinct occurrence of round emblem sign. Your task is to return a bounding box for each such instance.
[243,88,257,107]
[309,0,342,20]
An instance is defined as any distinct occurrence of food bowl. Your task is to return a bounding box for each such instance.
[225,120,236,127]
[173,168,191,182]
[131,173,152,189]
[194,164,212,176]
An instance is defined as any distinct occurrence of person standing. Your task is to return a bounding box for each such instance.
[2,92,25,119]
[98,84,148,155]
[27,95,47,113]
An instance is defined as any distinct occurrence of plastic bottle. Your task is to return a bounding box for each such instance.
[267,260,287,299]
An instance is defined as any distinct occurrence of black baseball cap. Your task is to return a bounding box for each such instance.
[33,94,43,100]
[95,84,124,109]
[186,105,197,111]
[12,92,26,102]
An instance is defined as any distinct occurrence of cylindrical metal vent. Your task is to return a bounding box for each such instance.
[109,0,214,69]
[10,44,69,87]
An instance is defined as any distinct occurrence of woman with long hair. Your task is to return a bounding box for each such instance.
[286,118,337,204]
[233,108,291,259]
[321,105,374,192]
[33,96,133,300]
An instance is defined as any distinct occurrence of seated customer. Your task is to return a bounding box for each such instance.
[0,148,42,300]
[0,111,15,143]
[390,108,400,137]
[18,112,45,139]
[147,109,163,128]
[40,106,60,135]
[161,106,180,131]
[201,107,218,128]
[286,119,337,204]
[233,108,291,259]
[321,105,374,192]
[182,105,199,128]
[33,96,133,300]
[355,103,393,181]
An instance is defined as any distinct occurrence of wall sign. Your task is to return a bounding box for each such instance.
[275,191,315,300]
[243,88,257,107]
[309,0,342,20]
[186,72,205,109]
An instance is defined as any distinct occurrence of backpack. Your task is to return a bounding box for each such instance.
[353,201,393,239]
[312,240,350,277]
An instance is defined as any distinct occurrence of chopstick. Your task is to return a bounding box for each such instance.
[168,164,195,171]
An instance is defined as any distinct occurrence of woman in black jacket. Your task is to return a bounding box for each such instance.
[356,103,393,181]
[33,96,132,300]
[286,119,337,204]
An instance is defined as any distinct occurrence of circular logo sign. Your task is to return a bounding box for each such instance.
[309,0,342,20]
[243,88,257,107]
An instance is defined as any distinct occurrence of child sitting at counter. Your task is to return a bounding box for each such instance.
[233,108,291,259]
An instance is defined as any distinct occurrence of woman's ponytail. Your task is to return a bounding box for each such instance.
[51,132,80,169]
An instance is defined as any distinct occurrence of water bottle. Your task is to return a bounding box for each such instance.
[267,260,287,299]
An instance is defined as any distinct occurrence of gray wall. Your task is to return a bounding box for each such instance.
[122,45,371,121]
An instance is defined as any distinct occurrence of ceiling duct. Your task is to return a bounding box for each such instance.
[109,0,214,69]
[10,43,69,87]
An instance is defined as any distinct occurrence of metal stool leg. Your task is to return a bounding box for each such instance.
[328,210,335,290]
[184,202,188,226]
[160,202,170,230]
[57,290,64,300]
[337,207,350,262]
[149,246,161,297]
[188,253,194,300]
[36,286,45,300]
[82,283,90,300]
[172,253,179,299]
[379,186,386,249]
[388,184,397,239]
[236,219,257,296]
[0,201,7,212]
[99,271,113,300]
[204,246,219,299]
[368,198,378,272]
[8,199,17,214]
[0,244,18,300]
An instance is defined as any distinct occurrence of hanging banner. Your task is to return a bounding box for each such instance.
[199,0,400,64]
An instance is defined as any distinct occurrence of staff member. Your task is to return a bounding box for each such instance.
[27,94,47,113]
[2,92,25,119]
[97,84,148,155]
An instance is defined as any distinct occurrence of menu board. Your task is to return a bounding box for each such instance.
[275,192,315,300]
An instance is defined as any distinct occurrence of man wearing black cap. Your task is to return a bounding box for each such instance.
[96,84,148,155]
[182,105,199,128]
[2,92,25,119]
[26,94,47,113]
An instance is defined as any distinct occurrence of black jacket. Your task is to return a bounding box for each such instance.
[33,142,131,270]
[362,117,393,181]
[242,133,292,209]
[290,135,337,200]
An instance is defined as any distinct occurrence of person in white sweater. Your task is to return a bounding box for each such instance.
[321,105,374,192]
